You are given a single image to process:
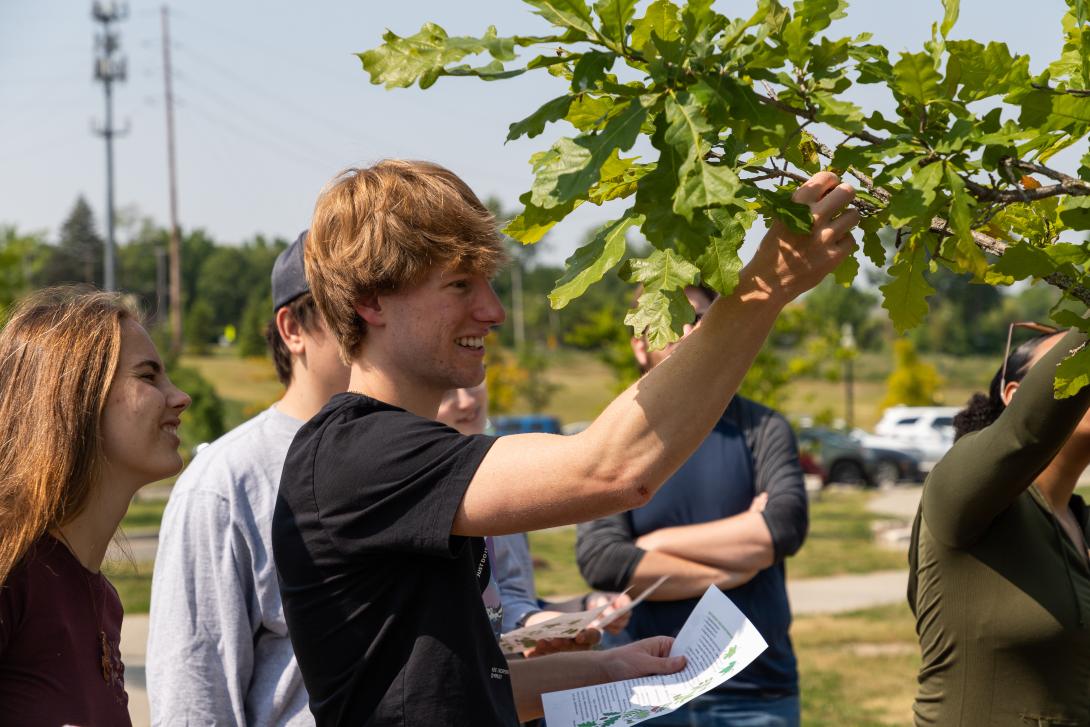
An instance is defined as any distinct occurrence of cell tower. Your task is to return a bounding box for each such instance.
[92,1,128,292]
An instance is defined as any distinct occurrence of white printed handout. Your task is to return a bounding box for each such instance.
[541,586,768,727]
[498,602,611,654]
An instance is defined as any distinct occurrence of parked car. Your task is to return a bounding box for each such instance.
[859,440,925,488]
[873,406,959,472]
[797,427,871,487]
[490,415,562,436]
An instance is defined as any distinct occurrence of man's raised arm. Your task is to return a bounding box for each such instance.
[454,171,858,536]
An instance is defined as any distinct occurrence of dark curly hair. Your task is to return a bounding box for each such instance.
[953,332,1059,440]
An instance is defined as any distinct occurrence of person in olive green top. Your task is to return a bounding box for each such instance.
[909,327,1090,726]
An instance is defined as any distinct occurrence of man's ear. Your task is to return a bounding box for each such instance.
[275,306,306,356]
[353,294,385,328]
[631,336,650,371]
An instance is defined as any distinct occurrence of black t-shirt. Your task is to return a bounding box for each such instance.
[272,392,517,727]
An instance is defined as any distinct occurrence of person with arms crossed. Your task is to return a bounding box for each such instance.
[577,283,808,727]
[147,232,348,726]
[272,159,858,726]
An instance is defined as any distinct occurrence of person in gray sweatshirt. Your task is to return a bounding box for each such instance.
[146,232,349,726]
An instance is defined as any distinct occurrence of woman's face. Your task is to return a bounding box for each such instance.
[436,384,488,435]
[100,318,192,491]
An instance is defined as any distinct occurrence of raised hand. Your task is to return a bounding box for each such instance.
[740,171,860,305]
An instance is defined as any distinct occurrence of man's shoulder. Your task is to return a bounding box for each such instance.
[174,407,301,496]
[724,395,791,432]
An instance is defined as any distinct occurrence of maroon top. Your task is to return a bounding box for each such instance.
[0,535,129,727]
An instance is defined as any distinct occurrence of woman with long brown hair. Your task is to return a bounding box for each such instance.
[0,287,190,726]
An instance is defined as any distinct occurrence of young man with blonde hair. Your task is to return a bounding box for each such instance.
[273,159,859,726]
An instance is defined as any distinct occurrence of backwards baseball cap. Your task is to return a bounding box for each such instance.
[271,230,309,312]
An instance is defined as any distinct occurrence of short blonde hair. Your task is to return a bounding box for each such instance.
[306,160,507,363]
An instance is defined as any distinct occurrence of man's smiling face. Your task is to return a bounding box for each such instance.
[376,263,506,397]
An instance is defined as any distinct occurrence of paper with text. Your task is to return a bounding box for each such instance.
[498,602,611,654]
[541,586,768,727]
[592,576,669,631]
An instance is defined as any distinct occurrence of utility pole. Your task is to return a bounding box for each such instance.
[841,323,857,431]
[92,1,128,292]
[161,5,183,353]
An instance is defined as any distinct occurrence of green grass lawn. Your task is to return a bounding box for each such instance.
[795,603,918,726]
[790,489,908,579]
[104,561,155,614]
[120,498,169,531]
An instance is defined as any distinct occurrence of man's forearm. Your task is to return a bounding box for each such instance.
[509,651,608,721]
[631,550,758,601]
[638,512,775,572]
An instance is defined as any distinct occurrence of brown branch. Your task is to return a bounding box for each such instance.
[927,220,1090,307]
[1030,82,1090,97]
[962,176,1090,204]
[752,91,886,145]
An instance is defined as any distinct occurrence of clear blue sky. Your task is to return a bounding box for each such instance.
[0,1,1070,266]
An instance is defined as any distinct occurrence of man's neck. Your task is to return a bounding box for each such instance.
[276,375,345,422]
[348,364,442,419]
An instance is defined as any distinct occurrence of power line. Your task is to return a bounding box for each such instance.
[174,93,334,174]
[170,41,395,150]
[172,74,345,166]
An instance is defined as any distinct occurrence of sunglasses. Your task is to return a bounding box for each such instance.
[999,321,1061,393]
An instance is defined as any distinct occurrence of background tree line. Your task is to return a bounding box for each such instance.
[0,194,1064,426]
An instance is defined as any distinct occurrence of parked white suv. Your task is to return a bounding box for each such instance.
[873,406,959,472]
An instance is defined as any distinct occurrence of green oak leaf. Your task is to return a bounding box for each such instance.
[566,94,615,131]
[625,288,697,348]
[782,0,847,66]
[664,92,742,218]
[942,167,987,279]
[990,242,1055,281]
[1054,342,1090,398]
[833,249,860,286]
[573,52,616,91]
[593,0,638,45]
[1019,89,1090,134]
[860,215,887,268]
[630,0,681,53]
[503,193,581,244]
[360,23,484,89]
[880,241,935,333]
[887,161,944,228]
[524,0,597,39]
[698,207,752,295]
[549,211,641,309]
[1046,242,1090,266]
[754,187,813,235]
[945,41,1030,102]
[507,95,575,141]
[621,248,701,294]
[892,52,943,105]
[528,98,647,209]
[940,0,959,38]
[1059,196,1090,229]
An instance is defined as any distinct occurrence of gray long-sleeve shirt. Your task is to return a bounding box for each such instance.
[146,406,314,726]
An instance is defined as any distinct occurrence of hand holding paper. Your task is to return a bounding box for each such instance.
[541,586,768,727]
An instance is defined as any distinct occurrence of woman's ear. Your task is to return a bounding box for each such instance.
[1002,380,1021,407]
